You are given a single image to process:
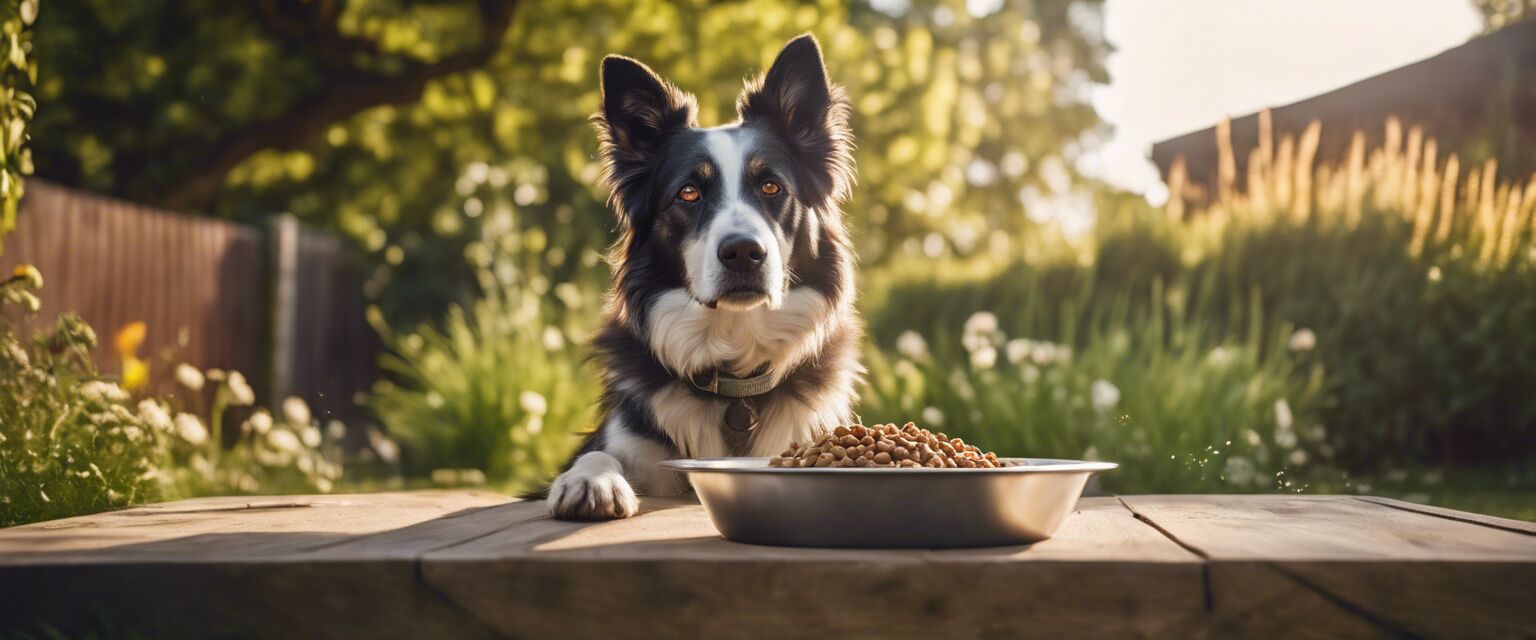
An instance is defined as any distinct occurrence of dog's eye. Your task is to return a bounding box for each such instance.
[761,181,782,196]
[677,185,700,203]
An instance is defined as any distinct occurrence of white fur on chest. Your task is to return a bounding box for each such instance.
[640,285,857,458]
[646,286,837,379]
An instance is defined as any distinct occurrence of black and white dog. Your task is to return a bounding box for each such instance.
[548,35,862,520]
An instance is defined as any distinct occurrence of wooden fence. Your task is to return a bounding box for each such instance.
[0,180,375,423]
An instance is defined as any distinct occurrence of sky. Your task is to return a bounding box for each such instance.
[1079,0,1485,203]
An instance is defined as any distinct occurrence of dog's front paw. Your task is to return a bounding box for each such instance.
[548,452,639,520]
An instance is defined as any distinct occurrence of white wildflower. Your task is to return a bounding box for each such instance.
[1288,449,1309,466]
[326,420,347,441]
[542,326,565,351]
[526,415,544,435]
[175,364,205,392]
[300,425,322,449]
[970,346,998,370]
[246,409,273,435]
[282,397,312,426]
[190,453,214,479]
[1243,429,1263,448]
[1030,342,1058,366]
[267,429,301,453]
[80,381,128,403]
[1091,379,1121,413]
[1020,364,1041,385]
[1207,346,1235,368]
[174,413,208,445]
[1224,456,1257,486]
[12,264,43,289]
[369,428,401,464]
[137,399,172,432]
[963,311,999,337]
[1274,399,1294,431]
[426,391,444,408]
[225,371,256,406]
[520,390,548,416]
[314,477,334,493]
[1288,328,1317,352]
[921,406,944,426]
[1274,426,1298,450]
[896,331,929,361]
[1005,339,1032,365]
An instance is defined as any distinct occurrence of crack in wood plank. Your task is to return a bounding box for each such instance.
[1262,562,1422,639]
[121,502,317,514]
[407,558,505,638]
[1117,495,1215,613]
[1352,496,1536,537]
[1116,495,1447,637]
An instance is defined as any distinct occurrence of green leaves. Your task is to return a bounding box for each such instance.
[0,0,33,255]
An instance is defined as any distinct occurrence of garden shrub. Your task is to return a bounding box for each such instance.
[369,283,594,493]
[0,267,163,527]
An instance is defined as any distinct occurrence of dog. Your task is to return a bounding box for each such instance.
[547,34,862,520]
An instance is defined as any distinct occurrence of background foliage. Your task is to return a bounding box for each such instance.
[0,0,34,253]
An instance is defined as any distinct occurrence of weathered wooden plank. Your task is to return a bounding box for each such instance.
[0,491,512,563]
[1120,494,1536,560]
[419,497,1209,639]
[1122,495,1536,638]
[0,561,502,639]
[304,499,546,561]
[1354,495,1536,535]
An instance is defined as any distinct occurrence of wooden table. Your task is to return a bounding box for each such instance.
[1,492,1533,638]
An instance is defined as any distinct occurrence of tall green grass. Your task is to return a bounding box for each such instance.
[863,115,1536,482]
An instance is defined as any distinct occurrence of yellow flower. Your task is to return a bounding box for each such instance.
[114,322,150,391]
[114,321,147,357]
[122,357,149,391]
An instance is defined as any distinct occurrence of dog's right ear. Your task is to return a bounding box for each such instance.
[595,56,697,226]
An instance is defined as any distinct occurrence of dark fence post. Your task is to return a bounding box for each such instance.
[269,213,300,405]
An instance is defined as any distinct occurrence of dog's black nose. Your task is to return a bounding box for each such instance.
[717,235,766,273]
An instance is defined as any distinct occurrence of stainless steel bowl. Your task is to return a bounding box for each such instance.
[660,457,1117,548]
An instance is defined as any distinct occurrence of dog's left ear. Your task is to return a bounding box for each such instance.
[738,34,854,207]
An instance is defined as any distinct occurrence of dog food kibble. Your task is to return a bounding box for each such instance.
[767,423,1015,468]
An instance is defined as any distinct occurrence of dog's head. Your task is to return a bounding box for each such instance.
[595,35,853,311]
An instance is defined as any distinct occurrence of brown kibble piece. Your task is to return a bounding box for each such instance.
[766,422,1018,471]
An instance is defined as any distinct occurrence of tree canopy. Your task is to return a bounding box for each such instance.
[33,0,1109,322]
